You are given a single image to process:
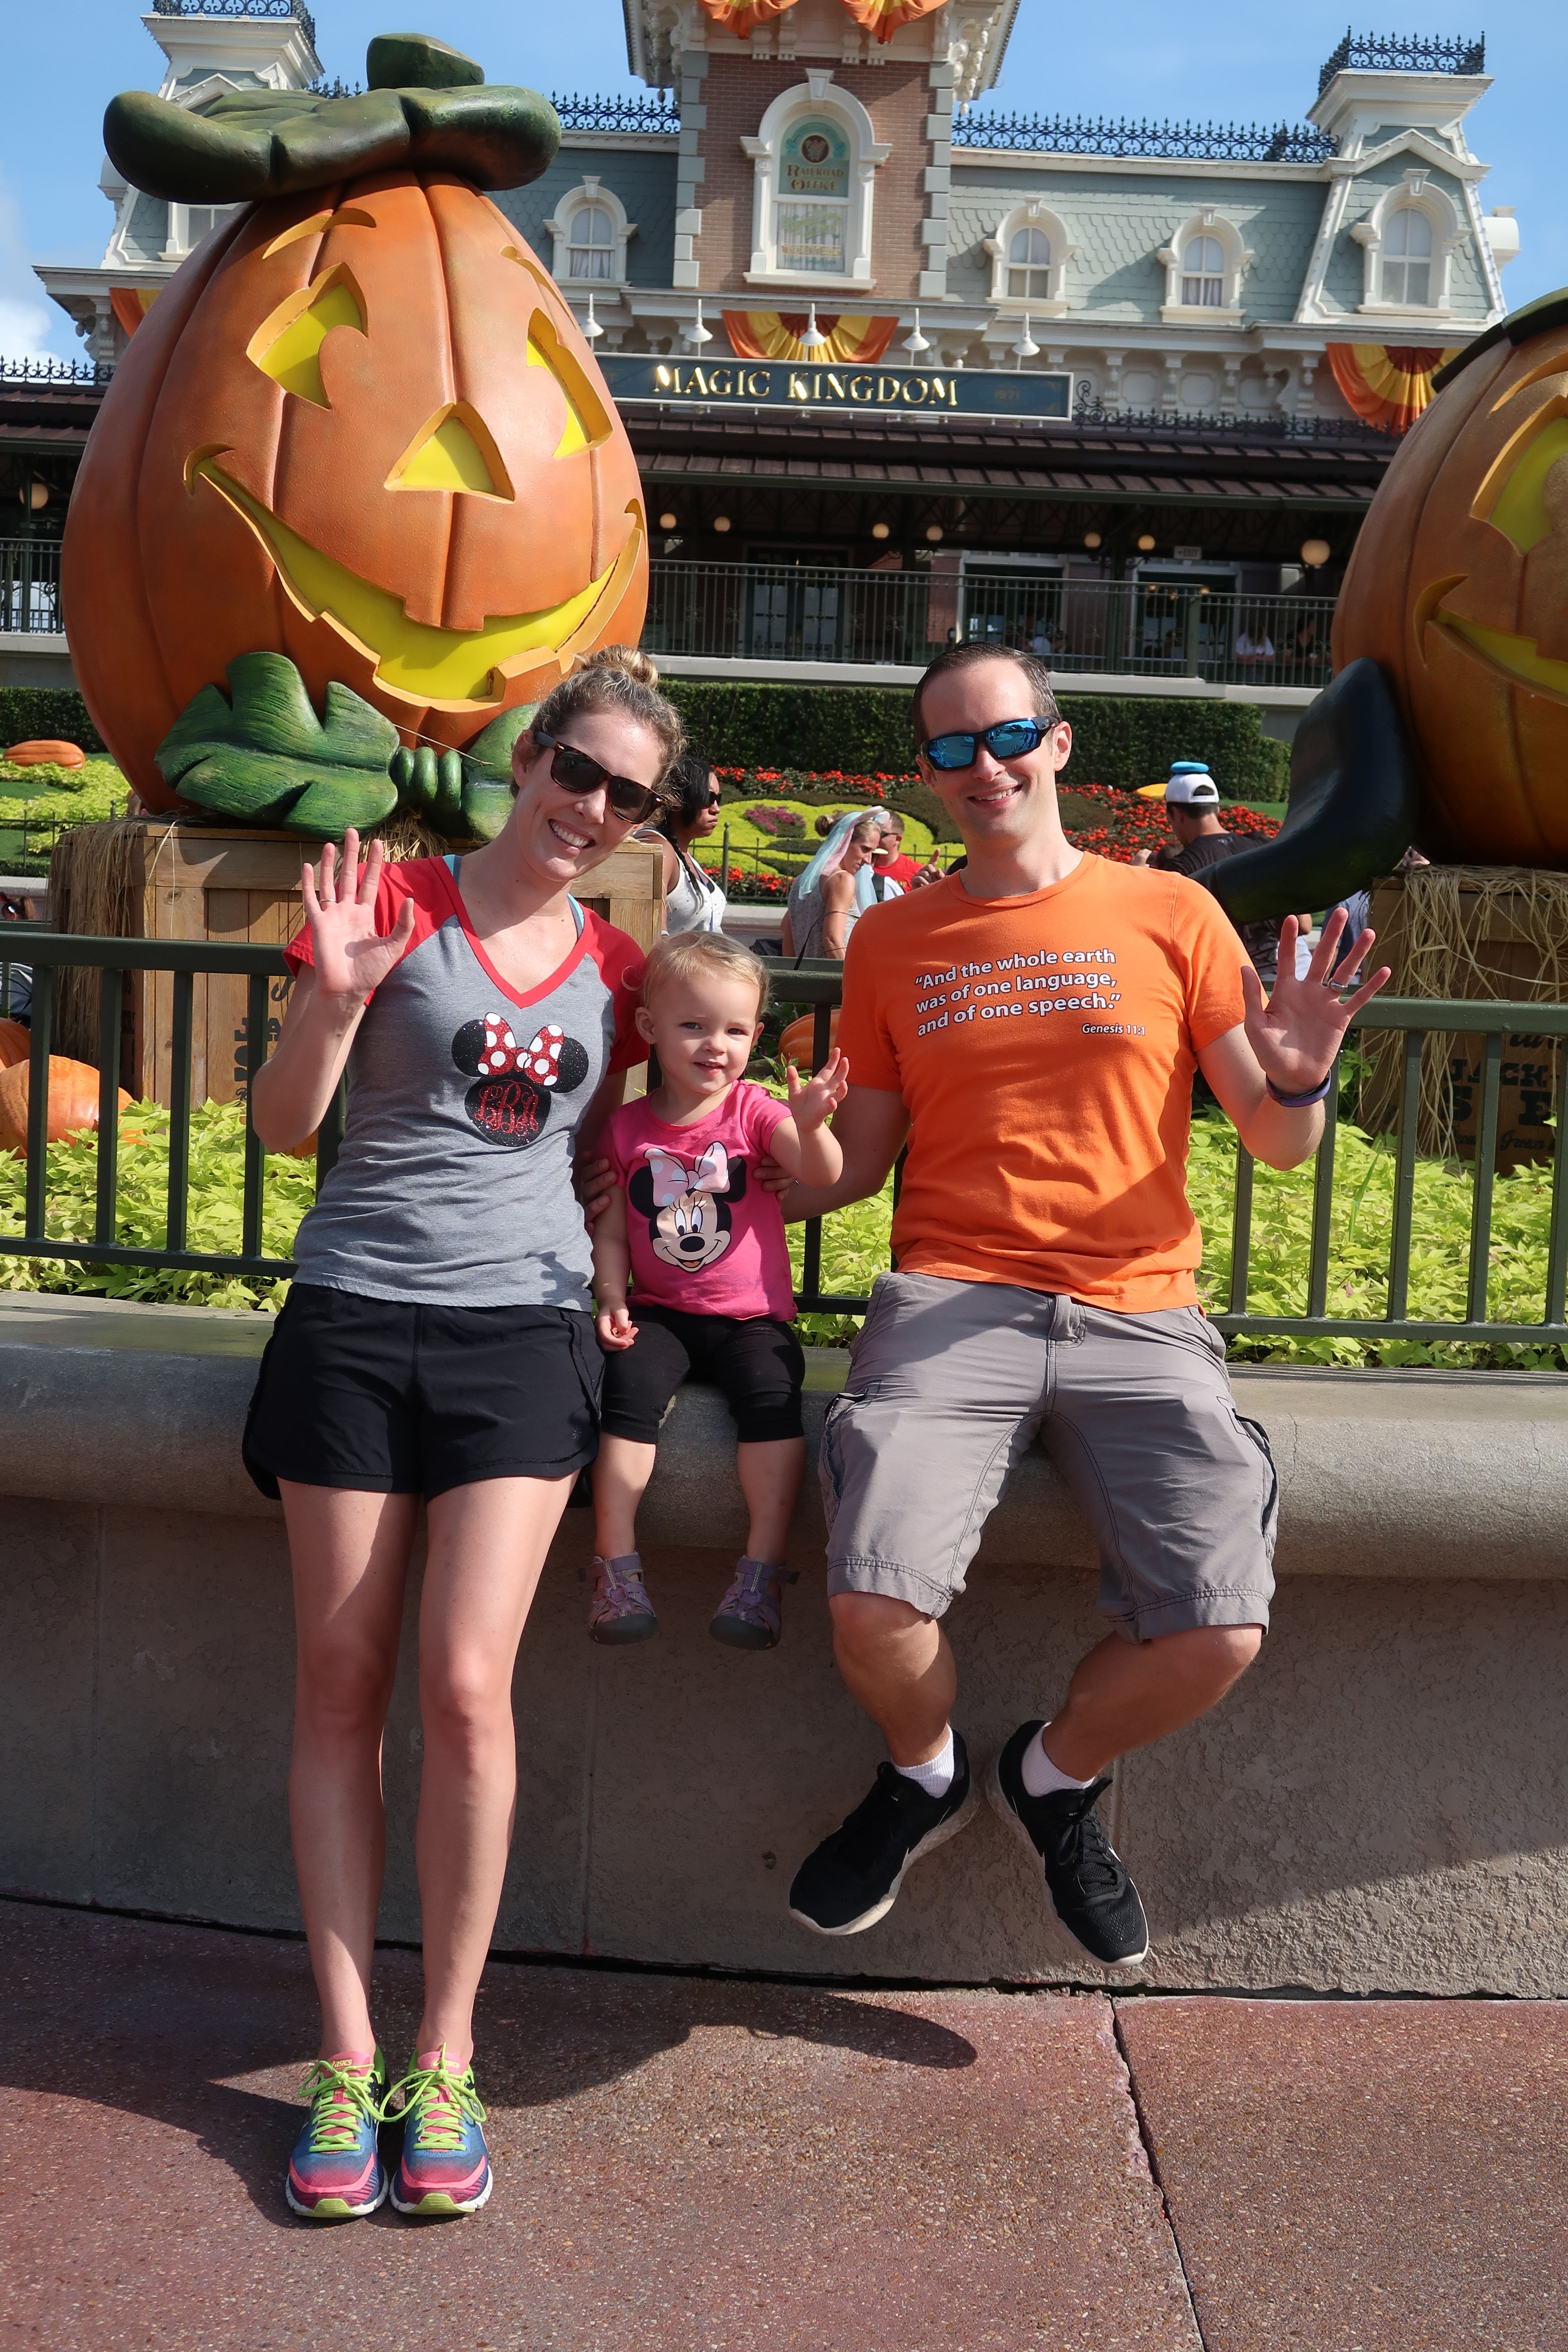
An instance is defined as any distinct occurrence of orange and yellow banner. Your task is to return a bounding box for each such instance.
[694,0,798,34]
[1326,342,1462,434]
[723,310,897,365]
[839,0,946,39]
[110,287,159,339]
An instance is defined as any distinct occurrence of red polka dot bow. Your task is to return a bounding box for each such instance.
[478,1015,566,1084]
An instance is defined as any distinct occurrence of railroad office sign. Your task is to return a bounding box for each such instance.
[597,355,1075,420]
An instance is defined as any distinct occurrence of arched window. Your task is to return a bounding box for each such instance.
[743,74,890,291]
[567,204,614,281]
[1181,235,1225,307]
[1381,205,1433,306]
[1007,225,1052,302]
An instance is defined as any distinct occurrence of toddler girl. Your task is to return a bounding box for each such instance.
[585,930,848,1648]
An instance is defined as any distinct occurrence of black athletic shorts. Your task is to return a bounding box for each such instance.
[242,1283,603,1501]
[599,1302,805,1446]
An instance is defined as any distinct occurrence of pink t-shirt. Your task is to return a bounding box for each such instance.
[603,1080,796,1321]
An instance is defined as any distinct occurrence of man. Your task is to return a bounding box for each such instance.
[783,643,1386,1966]
[870,813,923,894]
[1133,764,1306,984]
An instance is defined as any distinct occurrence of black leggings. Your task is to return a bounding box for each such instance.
[599,1303,805,1445]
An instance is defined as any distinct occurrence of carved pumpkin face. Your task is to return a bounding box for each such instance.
[62,175,647,812]
[1333,315,1568,864]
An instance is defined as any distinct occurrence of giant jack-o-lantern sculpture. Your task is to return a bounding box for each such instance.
[63,34,647,842]
[1332,288,1568,867]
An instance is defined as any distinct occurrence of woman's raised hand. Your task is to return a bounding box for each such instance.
[300,829,416,1004]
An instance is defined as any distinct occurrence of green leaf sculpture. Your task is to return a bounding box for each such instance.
[156,652,400,838]
[103,32,559,205]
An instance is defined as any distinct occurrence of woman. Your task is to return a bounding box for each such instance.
[781,811,882,961]
[649,751,726,934]
[246,648,682,2224]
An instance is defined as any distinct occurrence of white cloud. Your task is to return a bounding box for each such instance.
[0,175,78,367]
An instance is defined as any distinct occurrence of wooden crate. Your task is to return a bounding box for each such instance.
[116,824,664,1109]
[1364,874,1565,1168]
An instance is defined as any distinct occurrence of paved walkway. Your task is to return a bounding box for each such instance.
[1,1902,1564,2351]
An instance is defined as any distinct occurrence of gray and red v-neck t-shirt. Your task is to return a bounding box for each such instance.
[284,856,646,1310]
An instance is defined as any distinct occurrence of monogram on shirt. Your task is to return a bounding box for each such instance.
[450,1013,590,1148]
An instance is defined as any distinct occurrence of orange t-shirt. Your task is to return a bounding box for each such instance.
[835,856,1248,1311]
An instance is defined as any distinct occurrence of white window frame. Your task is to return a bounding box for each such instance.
[1350,172,1463,319]
[984,202,1075,316]
[159,199,238,260]
[1157,209,1253,325]
[741,69,890,294]
[544,176,637,292]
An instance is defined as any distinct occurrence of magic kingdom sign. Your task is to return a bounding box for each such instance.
[597,354,1075,420]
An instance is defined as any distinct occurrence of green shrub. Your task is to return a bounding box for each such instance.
[0,686,106,756]
[667,680,1291,802]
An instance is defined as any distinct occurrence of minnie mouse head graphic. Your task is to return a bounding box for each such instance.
[450,1012,590,1147]
[627,1141,747,1274]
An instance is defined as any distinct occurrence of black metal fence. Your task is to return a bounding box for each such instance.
[5,935,1568,1353]
[644,561,1336,688]
[0,538,62,635]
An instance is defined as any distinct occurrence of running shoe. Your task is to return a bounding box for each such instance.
[990,1719,1150,1967]
[387,2047,492,2217]
[788,1734,978,1934]
[285,2048,389,2220]
[582,1553,658,1644]
[710,1556,798,1650]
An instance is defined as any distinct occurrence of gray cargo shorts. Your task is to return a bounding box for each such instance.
[820,1271,1277,1643]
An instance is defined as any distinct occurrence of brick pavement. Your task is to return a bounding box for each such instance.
[2,1902,1564,2351]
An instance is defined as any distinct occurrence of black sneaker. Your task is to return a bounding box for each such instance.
[789,1734,979,1936]
[989,1720,1150,1968]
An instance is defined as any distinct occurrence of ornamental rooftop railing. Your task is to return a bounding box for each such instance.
[150,0,317,42]
[550,90,680,135]
[952,113,1337,162]
[0,355,110,387]
[1317,28,1485,95]
[5,937,1568,1354]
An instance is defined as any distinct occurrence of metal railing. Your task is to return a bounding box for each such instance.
[4,935,1568,1354]
[645,562,1336,686]
[0,539,62,634]
[152,0,316,40]
[549,90,680,135]
[0,355,110,388]
[953,112,1336,162]
[1318,28,1484,93]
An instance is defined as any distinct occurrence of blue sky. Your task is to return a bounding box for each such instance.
[2,1,1560,360]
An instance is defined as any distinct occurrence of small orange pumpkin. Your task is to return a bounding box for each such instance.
[3,739,85,769]
[779,1008,840,1069]
[0,1018,28,1068]
[1333,293,1568,863]
[0,1058,134,1155]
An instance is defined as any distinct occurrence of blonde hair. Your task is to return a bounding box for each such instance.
[640,928,769,1019]
[530,644,686,793]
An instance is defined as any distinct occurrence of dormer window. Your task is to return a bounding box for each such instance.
[743,72,890,293]
[568,203,614,281]
[1007,226,1052,302]
[1181,236,1225,308]
[1381,205,1433,306]
[161,201,237,260]
[777,119,850,276]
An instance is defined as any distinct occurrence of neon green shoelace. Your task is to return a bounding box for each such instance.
[388,2049,486,2152]
[298,2057,383,2154]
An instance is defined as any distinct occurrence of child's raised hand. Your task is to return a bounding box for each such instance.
[596,1305,638,1352]
[786,1047,850,1130]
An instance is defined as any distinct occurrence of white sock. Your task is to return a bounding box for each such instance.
[1020,1724,1095,1799]
[894,1729,955,1798]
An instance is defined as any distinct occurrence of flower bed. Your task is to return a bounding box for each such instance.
[1060,783,1280,864]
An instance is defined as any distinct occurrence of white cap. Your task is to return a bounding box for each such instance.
[1164,762,1219,807]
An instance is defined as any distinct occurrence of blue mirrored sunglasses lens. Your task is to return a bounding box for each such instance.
[925,733,976,769]
[986,721,1042,756]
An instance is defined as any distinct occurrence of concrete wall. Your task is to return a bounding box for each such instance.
[4,1293,1567,1994]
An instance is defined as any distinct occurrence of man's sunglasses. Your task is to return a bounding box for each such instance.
[536,729,671,824]
[922,716,1060,772]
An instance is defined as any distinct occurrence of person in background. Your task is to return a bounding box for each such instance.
[781,812,882,961]
[871,814,923,894]
[0,894,34,1022]
[1234,626,1275,666]
[1132,764,1308,986]
[649,753,726,935]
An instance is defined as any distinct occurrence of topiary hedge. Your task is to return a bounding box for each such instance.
[666,679,1291,802]
[0,686,106,755]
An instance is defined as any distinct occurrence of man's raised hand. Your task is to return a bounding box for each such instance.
[1240,910,1391,1097]
[300,827,416,1004]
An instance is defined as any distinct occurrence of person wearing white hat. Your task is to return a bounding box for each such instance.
[1133,763,1307,981]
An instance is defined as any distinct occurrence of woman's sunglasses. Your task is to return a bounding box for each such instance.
[536,729,671,824]
[922,716,1059,772]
